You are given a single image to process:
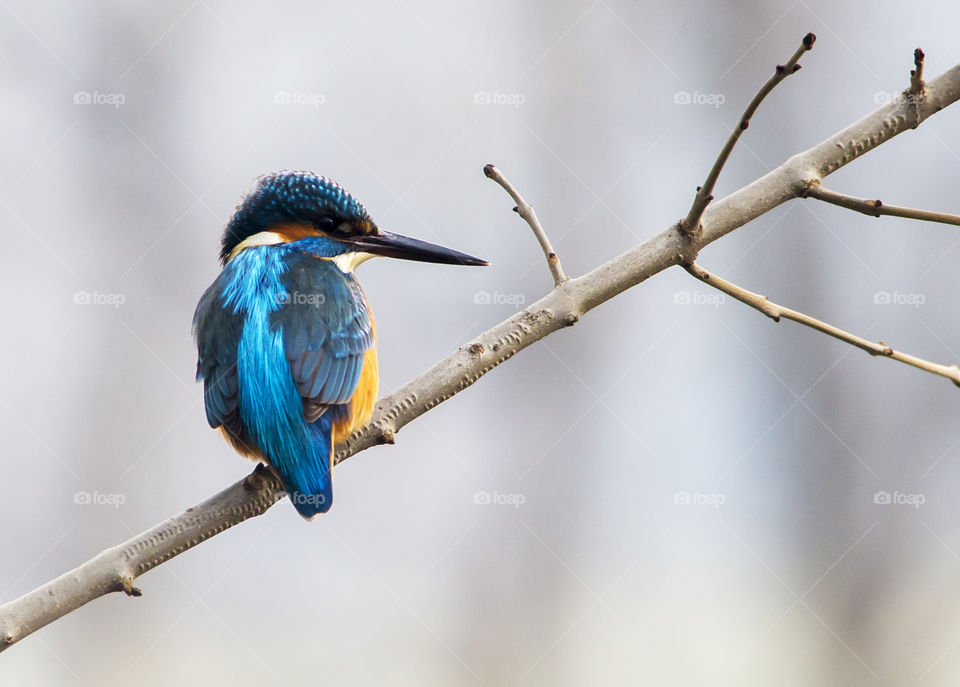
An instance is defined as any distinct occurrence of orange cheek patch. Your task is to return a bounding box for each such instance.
[271,222,323,243]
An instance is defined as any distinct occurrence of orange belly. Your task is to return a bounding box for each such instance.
[332,321,378,445]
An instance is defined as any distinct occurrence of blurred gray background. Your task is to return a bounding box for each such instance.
[2,1,960,685]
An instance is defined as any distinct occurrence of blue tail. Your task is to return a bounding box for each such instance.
[237,308,334,519]
[285,416,335,519]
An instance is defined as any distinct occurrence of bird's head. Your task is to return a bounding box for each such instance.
[220,171,488,269]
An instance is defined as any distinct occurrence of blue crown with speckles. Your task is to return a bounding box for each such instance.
[219,171,374,263]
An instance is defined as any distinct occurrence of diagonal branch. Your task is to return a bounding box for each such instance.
[684,262,960,387]
[3,43,960,655]
[679,32,815,236]
[483,163,567,285]
[802,181,960,227]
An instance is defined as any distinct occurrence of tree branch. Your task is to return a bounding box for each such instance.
[0,466,285,652]
[483,163,567,285]
[684,262,960,387]
[679,32,815,236]
[802,181,960,227]
[4,42,960,654]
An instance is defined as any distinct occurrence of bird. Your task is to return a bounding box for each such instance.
[193,171,487,519]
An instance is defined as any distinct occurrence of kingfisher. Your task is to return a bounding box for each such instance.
[193,171,487,519]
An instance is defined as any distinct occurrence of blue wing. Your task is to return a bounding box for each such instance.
[193,280,244,437]
[194,247,373,518]
[194,251,373,432]
[272,251,374,422]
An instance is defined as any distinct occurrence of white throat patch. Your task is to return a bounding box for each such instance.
[331,251,378,273]
[227,231,285,261]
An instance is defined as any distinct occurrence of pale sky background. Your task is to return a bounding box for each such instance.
[3,1,960,685]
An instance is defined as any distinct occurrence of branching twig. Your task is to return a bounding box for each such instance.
[685,262,960,387]
[679,32,815,237]
[802,181,960,227]
[3,40,960,654]
[483,164,567,285]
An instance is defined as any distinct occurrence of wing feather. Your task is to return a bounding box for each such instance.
[273,252,373,417]
[195,249,374,435]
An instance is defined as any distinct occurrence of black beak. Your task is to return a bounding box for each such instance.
[349,230,489,266]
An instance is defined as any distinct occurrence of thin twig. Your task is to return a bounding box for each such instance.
[802,181,960,227]
[484,164,567,285]
[910,48,926,95]
[679,32,816,237]
[685,262,960,387]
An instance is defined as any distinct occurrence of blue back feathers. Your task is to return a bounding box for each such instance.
[194,236,374,519]
[195,171,380,518]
